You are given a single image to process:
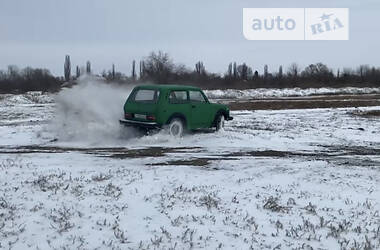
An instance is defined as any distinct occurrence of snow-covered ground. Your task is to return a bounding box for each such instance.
[1,90,380,249]
[204,87,380,100]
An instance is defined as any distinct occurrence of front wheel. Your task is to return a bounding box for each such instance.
[168,118,184,137]
[215,114,225,131]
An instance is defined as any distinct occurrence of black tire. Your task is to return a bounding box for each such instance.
[215,114,225,131]
[168,118,184,137]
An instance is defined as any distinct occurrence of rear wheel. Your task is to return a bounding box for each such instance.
[168,118,184,137]
[215,114,225,131]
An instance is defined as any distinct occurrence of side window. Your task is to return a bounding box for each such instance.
[169,91,188,104]
[189,91,206,103]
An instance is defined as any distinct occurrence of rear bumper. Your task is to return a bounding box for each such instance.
[119,119,160,129]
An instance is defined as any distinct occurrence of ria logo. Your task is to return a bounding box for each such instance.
[305,8,349,40]
[310,13,344,35]
[243,8,349,40]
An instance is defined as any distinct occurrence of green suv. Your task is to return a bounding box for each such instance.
[119,84,233,136]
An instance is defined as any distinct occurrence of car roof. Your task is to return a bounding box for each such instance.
[135,84,202,91]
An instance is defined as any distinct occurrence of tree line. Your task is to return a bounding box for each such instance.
[67,51,380,89]
[0,66,61,93]
[1,51,380,93]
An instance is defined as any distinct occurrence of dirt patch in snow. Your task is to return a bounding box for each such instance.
[351,110,380,118]
[148,157,239,167]
[0,145,203,158]
[226,94,380,110]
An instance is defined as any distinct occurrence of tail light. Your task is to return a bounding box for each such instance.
[147,115,156,121]
[125,112,133,119]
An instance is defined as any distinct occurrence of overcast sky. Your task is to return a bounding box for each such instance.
[0,0,379,76]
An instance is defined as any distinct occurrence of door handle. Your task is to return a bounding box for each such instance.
[191,105,196,108]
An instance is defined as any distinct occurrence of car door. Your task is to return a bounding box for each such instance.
[189,90,212,128]
[166,90,191,125]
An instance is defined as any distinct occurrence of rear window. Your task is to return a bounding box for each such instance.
[131,89,160,103]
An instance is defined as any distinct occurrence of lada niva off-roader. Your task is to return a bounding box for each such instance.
[119,85,233,137]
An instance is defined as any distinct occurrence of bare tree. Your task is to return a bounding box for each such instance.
[254,70,259,79]
[8,65,19,80]
[0,70,6,81]
[287,63,300,78]
[64,55,71,81]
[237,63,252,80]
[76,66,80,78]
[302,63,329,77]
[143,51,174,83]
[233,62,237,79]
[195,61,205,75]
[86,61,91,74]
[342,67,354,77]
[139,61,145,79]
[132,60,136,80]
[278,65,283,78]
[264,65,268,78]
[301,63,333,83]
[358,65,370,81]
[227,63,232,78]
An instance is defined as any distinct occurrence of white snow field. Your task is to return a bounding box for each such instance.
[204,87,380,100]
[1,88,380,249]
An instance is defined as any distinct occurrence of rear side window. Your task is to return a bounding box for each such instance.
[189,91,206,103]
[132,89,160,103]
[169,91,188,104]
